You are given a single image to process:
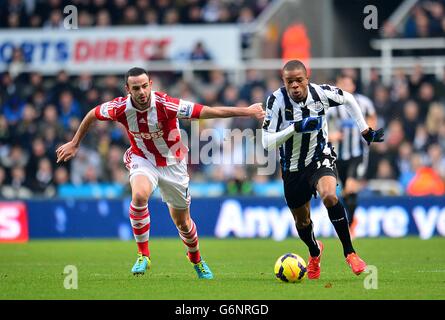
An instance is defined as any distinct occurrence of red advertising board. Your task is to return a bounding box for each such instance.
[0,202,29,243]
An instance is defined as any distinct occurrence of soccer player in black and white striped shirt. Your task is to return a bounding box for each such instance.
[327,75,377,235]
[262,60,384,278]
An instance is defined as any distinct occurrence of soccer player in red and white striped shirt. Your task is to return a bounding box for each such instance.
[56,67,264,279]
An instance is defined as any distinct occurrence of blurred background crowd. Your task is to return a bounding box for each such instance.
[0,0,444,199]
[0,0,270,28]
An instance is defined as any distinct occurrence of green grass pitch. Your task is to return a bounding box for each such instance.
[1,237,444,300]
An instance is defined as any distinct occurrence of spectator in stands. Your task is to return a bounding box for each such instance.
[417,82,437,122]
[15,103,39,150]
[372,85,392,127]
[8,48,27,80]
[43,9,64,29]
[1,72,18,104]
[3,166,33,199]
[2,96,25,127]
[376,158,397,180]
[281,23,311,63]
[54,166,70,187]
[51,70,73,104]
[438,123,445,150]
[190,41,212,81]
[143,9,159,25]
[425,102,445,139]
[225,166,253,196]
[239,69,266,101]
[29,90,47,118]
[397,141,415,189]
[31,158,56,197]
[190,41,212,62]
[96,9,112,27]
[0,115,12,146]
[38,104,64,139]
[407,165,445,196]
[78,10,94,27]
[26,137,50,178]
[0,144,28,172]
[401,100,421,143]
[58,90,82,129]
[0,167,8,199]
[70,146,102,185]
[427,143,445,179]
[121,6,141,25]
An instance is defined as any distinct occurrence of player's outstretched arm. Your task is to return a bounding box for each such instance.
[56,109,97,163]
[199,103,265,119]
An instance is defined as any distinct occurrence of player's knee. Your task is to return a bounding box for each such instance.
[321,193,338,208]
[132,190,150,207]
[175,218,191,232]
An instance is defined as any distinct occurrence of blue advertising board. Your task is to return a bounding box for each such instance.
[9,196,445,240]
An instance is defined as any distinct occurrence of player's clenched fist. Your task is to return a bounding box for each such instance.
[247,103,265,120]
[56,141,79,163]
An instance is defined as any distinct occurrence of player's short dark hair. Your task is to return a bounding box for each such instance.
[282,60,307,75]
[125,67,149,84]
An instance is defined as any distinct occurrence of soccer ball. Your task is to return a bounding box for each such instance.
[274,253,307,283]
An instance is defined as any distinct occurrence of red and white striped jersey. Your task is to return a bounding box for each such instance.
[94,91,203,166]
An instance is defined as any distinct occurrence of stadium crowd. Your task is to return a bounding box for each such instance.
[0,0,444,199]
[0,0,270,28]
[1,63,445,198]
[382,0,445,38]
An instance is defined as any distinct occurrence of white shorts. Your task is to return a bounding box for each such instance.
[124,151,190,209]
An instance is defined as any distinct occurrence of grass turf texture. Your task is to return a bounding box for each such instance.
[1,237,444,300]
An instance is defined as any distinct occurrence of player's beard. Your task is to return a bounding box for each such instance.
[133,94,150,110]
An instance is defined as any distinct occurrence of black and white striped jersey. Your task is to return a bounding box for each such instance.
[262,83,350,172]
[326,93,376,161]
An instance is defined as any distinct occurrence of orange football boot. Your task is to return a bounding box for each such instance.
[346,252,367,275]
[307,240,324,279]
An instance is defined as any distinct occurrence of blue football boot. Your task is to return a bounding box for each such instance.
[131,253,151,275]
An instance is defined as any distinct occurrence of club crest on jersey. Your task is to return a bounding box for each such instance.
[312,102,324,112]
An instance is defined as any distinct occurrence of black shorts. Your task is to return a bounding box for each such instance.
[336,155,367,188]
[282,150,338,209]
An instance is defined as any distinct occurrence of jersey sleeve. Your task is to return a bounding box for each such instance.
[319,84,346,107]
[94,98,123,121]
[160,93,204,119]
[262,94,282,133]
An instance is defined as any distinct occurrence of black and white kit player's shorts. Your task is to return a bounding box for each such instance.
[282,146,338,209]
[336,155,368,188]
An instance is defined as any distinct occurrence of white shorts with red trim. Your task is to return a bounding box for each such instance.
[124,149,190,209]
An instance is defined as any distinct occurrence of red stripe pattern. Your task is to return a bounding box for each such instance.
[178,220,199,253]
[129,203,150,243]
[94,93,202,167]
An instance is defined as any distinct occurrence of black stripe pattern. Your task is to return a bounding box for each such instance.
[280,87,294,172]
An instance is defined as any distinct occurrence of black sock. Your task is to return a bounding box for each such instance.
[296,221,320,257]
[343,193,358,226]
[327,201,355,257]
